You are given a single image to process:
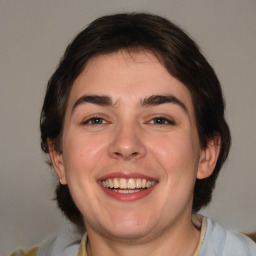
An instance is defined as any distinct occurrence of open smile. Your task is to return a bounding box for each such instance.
[99,176,158,201]
[102,178,156,192]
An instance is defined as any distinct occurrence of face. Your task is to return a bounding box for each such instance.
[50,50,218,242]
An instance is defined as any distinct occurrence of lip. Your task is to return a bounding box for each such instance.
[98,172,158,202]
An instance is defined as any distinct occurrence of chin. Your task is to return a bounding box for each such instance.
[95,213,160,242]
[105,225,155,241]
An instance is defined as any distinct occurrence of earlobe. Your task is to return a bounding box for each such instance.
[197,135,221,179]
[47,139,67,185]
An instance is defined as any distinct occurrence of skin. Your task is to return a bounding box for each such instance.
[49,50,220,256]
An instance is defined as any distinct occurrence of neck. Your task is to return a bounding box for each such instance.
[86,214,201,256]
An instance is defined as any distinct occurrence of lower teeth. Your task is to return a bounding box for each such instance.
[113,189,142,193]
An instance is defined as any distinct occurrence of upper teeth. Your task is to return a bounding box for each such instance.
[102,178,155,189]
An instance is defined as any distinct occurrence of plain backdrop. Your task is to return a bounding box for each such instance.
[0,0,255,255]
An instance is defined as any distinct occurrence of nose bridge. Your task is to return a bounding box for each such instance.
[108,117,146,160]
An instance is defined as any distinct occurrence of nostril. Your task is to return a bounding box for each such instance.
[113,151,139,158]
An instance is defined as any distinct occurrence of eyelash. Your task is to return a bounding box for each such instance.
[81,116,175,126]
[82,117,107,125]
[148,117,175,125]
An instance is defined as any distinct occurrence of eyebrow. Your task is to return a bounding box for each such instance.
[72,94,187,113]
[141,95,187,112]
[72,95,112,112]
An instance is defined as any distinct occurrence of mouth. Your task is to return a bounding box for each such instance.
[102,178,156,193]
[99,176,158,201]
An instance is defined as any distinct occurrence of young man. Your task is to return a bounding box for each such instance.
[14,13,256,256]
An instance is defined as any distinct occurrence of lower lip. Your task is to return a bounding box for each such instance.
[99,182,157,201]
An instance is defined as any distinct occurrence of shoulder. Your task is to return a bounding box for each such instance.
[11,224,84,256]
[199,218,256,256]
[223,229,256,255]
[10,247,39,256]
[36,224,83,256]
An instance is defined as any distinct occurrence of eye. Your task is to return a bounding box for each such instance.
[149,117,175,125]
[82,117,107,125]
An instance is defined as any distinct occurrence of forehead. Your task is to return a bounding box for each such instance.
[67,50,194,112]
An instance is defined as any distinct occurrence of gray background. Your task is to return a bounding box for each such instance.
[0,0,255,255]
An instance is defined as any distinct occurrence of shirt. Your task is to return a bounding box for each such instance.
[11,215,256,256]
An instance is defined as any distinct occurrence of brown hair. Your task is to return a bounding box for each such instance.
[40,13,231,227]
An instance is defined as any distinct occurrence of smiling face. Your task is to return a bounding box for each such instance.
[49,50,219,243]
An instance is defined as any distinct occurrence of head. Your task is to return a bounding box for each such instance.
[40,13,231,228]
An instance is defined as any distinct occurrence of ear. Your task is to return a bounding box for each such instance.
[197,135,221,179]
[47,138,67,185]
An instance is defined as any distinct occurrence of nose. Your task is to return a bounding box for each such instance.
[108,124,147,160]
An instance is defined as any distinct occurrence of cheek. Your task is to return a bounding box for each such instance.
[149,132,200,180]
[62,130,108,179]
